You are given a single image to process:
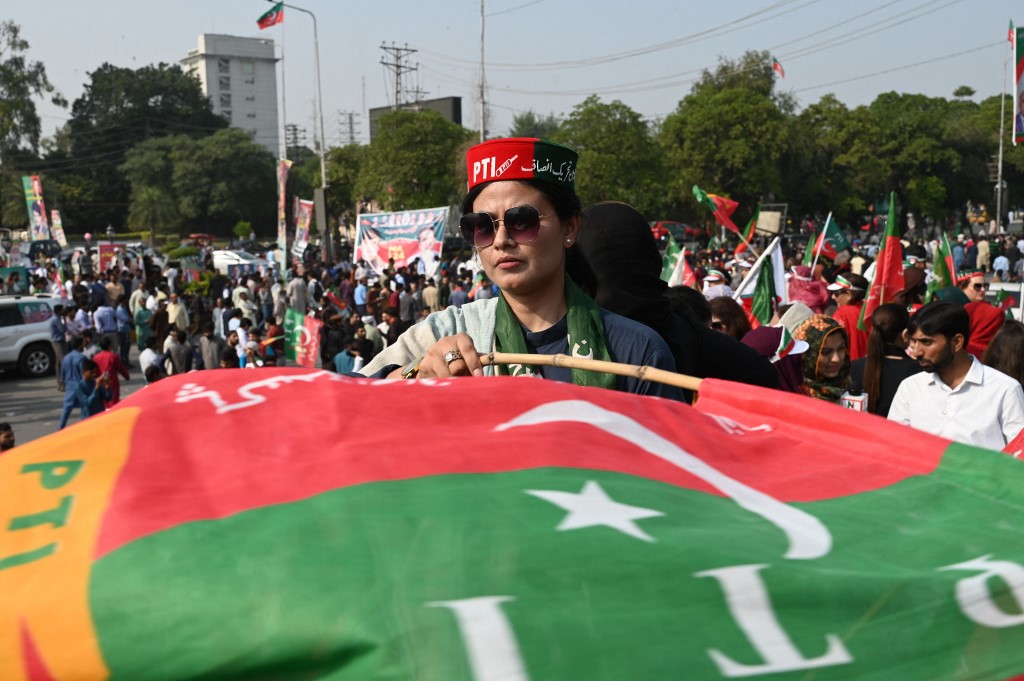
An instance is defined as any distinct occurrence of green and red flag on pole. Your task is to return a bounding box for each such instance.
[5,371,1024,679]
[257,2,284,29]
[859,191,904,331]
[1010,19,1016,43]
[693,184,740,234]
[812,214,849,260]
[771,56,785,79]
[802,223,817,267]
[750,255,776,327]
[734,209,758,257]
[926,233,957,301]
[284,307,320,367]
[660,232,682,282]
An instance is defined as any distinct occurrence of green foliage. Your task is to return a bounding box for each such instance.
[558,96,666,216]
[0,20,66,156]
[163,245,201,259]
[356,110,472,211]
[233,221,253,240]
[508,110,562,138]
[183,270,213,297]
[325,144,367,217]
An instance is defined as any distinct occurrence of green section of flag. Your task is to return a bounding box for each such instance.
[661,233,681,282]
[89,446,1024,680]
[816,216,849,259]
[802,224,817,267]
[926,233,956,302]
[752,256,775,325]
[284,307,304,361]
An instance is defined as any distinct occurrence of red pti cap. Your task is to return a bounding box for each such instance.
[465,137,578,192]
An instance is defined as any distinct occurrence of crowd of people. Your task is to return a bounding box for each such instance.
[9,136,1024,455]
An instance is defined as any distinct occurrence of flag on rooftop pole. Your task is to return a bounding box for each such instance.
[771,56,785,79]
[693,185,740,233]
[858,191,904,331]
[257,2,285,29]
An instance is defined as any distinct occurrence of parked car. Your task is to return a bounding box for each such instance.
[212,249,268,275]
[0,294,59,377]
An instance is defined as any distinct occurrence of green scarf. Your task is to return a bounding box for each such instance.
[493,276,614,389]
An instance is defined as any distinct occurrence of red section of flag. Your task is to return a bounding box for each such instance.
[860,193,903,330]
[708,194,740,233]
[295,316,321,368]
[257,3,284,29]
[771,57,785,79]
[20,622,57,681]
[95,371,950,557]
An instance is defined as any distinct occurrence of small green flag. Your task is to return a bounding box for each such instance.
[284,307,305,362]
[661,233,681,283]
[752,257,776,326]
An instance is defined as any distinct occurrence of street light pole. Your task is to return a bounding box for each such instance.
[269,0,332,263]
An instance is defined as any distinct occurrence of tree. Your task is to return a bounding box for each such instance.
[62,62,227,230]
[127,185,180,247]
[953,85,976,99]
[557,96,666,216]
[356,110,471,211]
[0,20,65,156]
[508,110,562,138]
[325,143,367,218]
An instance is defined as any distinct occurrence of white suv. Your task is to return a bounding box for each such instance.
[0,294,59,377]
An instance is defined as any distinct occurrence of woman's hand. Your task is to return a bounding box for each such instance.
[416,333,485,378]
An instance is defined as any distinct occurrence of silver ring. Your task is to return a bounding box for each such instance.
[443,349,463,365]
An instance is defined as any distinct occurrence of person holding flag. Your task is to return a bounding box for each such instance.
[826,273,870,360]
[359,137,680,399]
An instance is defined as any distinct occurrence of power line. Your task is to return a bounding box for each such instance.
[379,43,419,109]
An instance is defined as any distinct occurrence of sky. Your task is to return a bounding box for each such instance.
[5,0,1019,151]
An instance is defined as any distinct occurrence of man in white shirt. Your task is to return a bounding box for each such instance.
[889,301,1024,450]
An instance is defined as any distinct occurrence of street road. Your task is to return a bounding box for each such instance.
[0,347,145,449]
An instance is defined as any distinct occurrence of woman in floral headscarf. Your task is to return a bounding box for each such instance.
[794,314,851,402]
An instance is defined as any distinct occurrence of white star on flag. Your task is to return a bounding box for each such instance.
[525,480,665,542]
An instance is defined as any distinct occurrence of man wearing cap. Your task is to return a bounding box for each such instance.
[827,273,870,360]
[956,271,988,303]
[889,301,1024,450]
[702,270,733,300]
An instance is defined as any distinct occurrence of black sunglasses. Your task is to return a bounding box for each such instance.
[972,282,989,291]
[459,205,548,248]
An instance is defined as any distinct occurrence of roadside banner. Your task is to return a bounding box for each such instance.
[1016,26,1024,145]
[355,206,448,275]
[50,210,68,247]
[293,199,314,259]
[3,372,1024,679]
[276,160,292,265]
[21,175,50,241]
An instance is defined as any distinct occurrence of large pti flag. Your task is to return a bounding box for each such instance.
[4,371,1024,679]
[813,214,850,260]
[356,206,449,275]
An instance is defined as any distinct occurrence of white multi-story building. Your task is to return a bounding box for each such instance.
[181,34,280,156]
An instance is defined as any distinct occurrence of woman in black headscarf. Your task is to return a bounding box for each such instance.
[576,201,777,398]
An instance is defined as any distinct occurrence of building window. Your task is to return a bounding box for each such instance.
[219,75,230,91]
[246,112,256,119]
[221,109,232,121]
[244,78,255,85]
[245,95,255,102]
[240,61,255,75]
[218,58,230,74]
[220,93,232,109]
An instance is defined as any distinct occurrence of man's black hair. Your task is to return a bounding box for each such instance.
[908,301,971,347]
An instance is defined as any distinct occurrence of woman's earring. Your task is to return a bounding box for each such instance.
[565,238,573,245]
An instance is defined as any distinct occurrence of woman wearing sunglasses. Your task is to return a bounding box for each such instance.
[359,137,680,398]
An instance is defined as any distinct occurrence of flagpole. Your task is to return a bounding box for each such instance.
[997,33,1010,230]
[733,236,781,301]
[810,211,833,274]
[269,0,331,261]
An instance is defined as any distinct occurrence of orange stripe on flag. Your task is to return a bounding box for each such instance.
[0,408,139,681]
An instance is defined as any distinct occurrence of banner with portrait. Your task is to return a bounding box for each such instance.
[292,199,314,259]
[354,206,448,275]
[50,210,68,247]
[1016,27,1024,145]
[21,175,50,241]
[276,159,292,261]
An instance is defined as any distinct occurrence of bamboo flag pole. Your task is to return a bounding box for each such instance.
[479,352,704,393]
